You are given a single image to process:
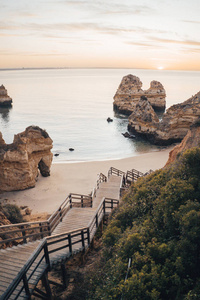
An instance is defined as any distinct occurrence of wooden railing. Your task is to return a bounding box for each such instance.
[92,172,107,199]
[0,193,92,247]
[126,168,144,183]
[1,239,50,300]
[1,197,119,300]
[108,167,125,178]
[96,173,107,189]
[144,169,154,176]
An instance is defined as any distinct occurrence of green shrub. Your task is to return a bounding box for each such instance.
[2,204,24,224]
[87,147,200,300]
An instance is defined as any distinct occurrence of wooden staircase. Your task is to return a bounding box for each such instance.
[0,168,123,299]
[0,166,148,299]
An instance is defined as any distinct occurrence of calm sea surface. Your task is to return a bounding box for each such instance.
[0,68,199,162]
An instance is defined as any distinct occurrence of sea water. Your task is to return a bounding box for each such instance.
[0,68,199,162]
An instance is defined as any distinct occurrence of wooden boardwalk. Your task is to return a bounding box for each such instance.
[0,171,123,299]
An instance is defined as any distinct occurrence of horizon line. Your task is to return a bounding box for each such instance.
[0,67,200,72]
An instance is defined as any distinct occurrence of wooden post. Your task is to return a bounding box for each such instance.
[39,222,44,239]
[81,195,83,207]
[96,214,98,227]
[103,200,106,214]
[111,199,113,210]
[47,221,51,236]
[44,242,51,271]
[59,207,62,222]
[21,225,27,244]
[61,263,68,289]
[68,234,72,254]
[81,230,85,252]
[22,273,31,297]
[42,272,52,300]
[69,194,72,208]
[87,227,90,246]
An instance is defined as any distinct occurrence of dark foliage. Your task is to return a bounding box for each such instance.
[2,204,24,224]
[86,147,200,300]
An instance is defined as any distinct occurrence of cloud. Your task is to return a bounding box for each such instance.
[0,48,70,56]
[58,0,155,16]
[182,20,200,25]
[126,41,163,49]
[150,37,200,47]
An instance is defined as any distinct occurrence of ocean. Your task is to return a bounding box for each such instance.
[0,68,199,163]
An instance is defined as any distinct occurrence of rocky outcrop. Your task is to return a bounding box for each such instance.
[0,85,12,107]
[0,126,53,192]
[165,123,200,166]
[127,96,159,142]
[113,74,166,114]
[128,91,200,145]
[144,80,166,110]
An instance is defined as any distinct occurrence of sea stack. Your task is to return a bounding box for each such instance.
[113,74,166,115]
[0,126,53,192]
[0,85,12,107]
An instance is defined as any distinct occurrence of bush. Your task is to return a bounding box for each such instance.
[2,204,24,224]
[87,147,200,300]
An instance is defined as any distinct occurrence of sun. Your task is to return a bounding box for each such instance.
[157,66,164,70]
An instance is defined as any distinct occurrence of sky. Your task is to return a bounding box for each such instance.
[0,0,200,70]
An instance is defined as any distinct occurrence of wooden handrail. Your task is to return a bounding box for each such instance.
[0,193,92,246]
[96,173,107,189]
[1,197,119,299]
[108,167,125,178]
[1,239,47,300]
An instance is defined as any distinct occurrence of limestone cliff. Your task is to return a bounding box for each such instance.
[0,126,53,192]
[128,91,200,145]
[0,85,12,107]
[113,74,166,114]
[165,123,200,166]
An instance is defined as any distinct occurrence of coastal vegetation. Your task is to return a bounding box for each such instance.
[1,204,23,224]
[80,147,200,299]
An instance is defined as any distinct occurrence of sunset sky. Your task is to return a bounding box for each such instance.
[0,0,200,70]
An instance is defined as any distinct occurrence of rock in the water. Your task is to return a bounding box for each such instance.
[113,74,166,115]
[54,153,59,157]
[0,85,12,107]
[122,132,135,138]
[128,92,200,145]
[0,126,53,192]
[107,117,113,122]
[69,148,74,151]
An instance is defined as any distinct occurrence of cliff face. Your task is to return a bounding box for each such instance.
[0,85,12,107]
[128,91,200,145]
[165,124,200,166]
[0,126,53,192]
[113,74,166,114]
[127,96,159,142]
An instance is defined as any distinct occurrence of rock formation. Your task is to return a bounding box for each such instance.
[0,126,53,192]
[144,80,166,110]
[0,85,12,107]
[165,122,200,166]
[128,91,200,145]
[113,74,166,114]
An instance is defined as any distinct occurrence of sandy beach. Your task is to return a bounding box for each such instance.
[0,148,172,215]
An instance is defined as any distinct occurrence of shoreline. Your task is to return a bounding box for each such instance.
[52,146,172,164]
[0,147,173,215]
